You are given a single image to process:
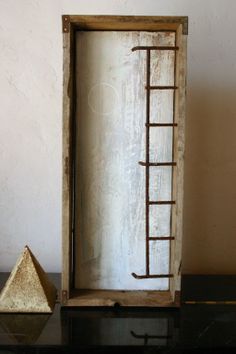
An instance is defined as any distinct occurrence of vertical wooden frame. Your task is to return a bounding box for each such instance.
[62,15,188,307]
[62,16,75,304]
[170,25,187,301]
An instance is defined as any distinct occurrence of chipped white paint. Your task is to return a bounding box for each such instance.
[75,31,175,290]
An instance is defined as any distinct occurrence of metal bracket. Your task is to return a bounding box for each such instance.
[62,15,70,33]
[180,16,188,35]
[64,156,69,176]
[61,290,68,305]
[174,291,181,306]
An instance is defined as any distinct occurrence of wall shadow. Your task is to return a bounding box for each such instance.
[182,84,236,274]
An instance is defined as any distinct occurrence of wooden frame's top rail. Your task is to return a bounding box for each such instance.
[62,15,188,35]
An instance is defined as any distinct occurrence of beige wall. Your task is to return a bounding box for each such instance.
[1,0,236,274]
[183,87,236,274]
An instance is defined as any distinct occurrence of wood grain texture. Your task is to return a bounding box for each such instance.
[62,15,188,34]
[67,289,176,307]
[170,26,187,297]
[62,28,74,300]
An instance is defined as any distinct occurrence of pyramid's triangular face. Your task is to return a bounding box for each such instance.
[0,313,49,344]
[0,246,57,313]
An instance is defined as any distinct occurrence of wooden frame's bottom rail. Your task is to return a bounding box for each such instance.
[62,289,180,307]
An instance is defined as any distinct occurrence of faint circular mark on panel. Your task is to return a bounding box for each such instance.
[88,83,119,115]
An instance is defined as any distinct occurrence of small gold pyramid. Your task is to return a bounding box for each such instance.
[0,246,57,313]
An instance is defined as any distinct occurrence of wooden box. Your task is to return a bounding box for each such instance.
[62,15,187,307]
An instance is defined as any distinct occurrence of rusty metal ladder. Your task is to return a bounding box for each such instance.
[131,45,179,280]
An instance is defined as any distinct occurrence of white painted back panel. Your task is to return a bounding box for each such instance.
[75,31,175,290]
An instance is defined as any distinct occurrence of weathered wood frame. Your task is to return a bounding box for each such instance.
[62,15,188,307]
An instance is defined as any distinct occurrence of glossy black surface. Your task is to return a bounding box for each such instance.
[1,273,236,353]
[182,275,236,302]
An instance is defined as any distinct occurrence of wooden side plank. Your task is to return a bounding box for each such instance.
[170,27,187,297]
[62,25,75,303]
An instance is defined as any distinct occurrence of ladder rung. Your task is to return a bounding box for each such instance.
[130,331,170,340]
[146,86,178,90]
[139,161,176,167]
[132,46,179,52]
[149,237,175,241]
[146,123,178,127]
[132,273,173,279]
[149,201,175,205]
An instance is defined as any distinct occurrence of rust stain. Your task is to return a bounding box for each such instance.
[62,15,70,33]
[64,156,69,176]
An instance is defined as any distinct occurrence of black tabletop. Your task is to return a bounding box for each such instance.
[1,273,236,353]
